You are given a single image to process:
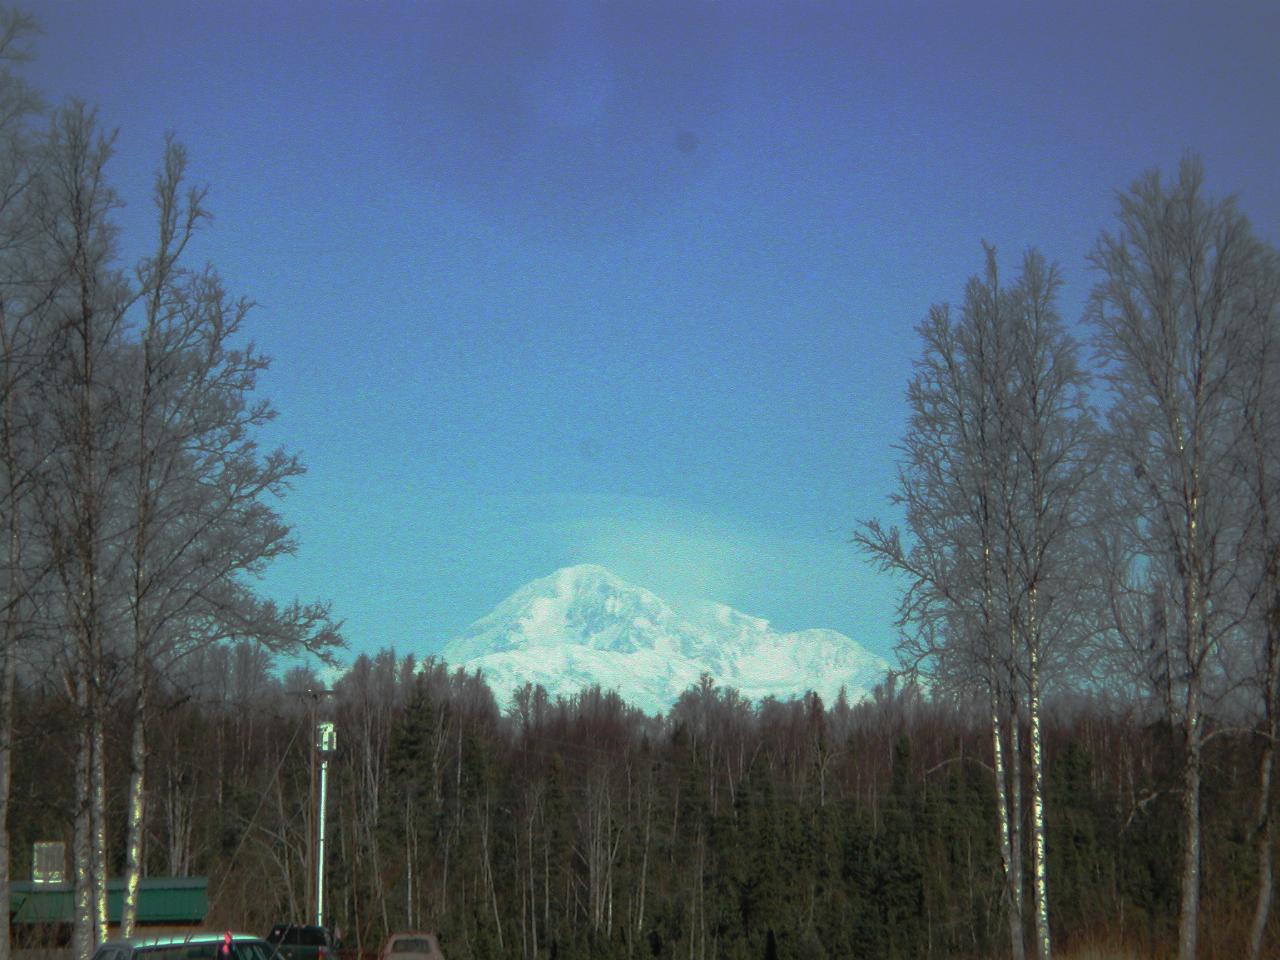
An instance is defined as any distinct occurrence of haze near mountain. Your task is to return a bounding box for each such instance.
[441,565,891,714]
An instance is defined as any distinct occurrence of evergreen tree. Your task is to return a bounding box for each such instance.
[876,737,926,959]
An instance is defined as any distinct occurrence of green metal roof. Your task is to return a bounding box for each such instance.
[10,877,208,925]
[9,884,73,924]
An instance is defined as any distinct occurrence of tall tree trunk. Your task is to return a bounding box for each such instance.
[1245,413,1280,960]
[165,760,194,876]
[636,776,652,936]
[92,711,109,942]
[123,299,154,939]
[406,797,415,930]
[1008,684,1026,944]
[1177,471,1205,960]
[1027,604,1052,960]
[122,670,148,935]
[1178,696,1203,960]
[1248,721,1275,960]
[0,321,21,960]
[1247,578,1280,960]
[527,801,537,960]
[991,686,1026,960]
[0,388,21,960]
[480,797,504,951]
[988,503,1025,960]
[0,610,14,960]
[68,113,109,957]
[0,25,39,957]
[71,671,95,960]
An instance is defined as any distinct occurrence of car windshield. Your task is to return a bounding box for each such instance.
[272,929,326,947]
[391,941,433,954]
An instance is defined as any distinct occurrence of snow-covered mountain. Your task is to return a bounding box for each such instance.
[439,564,891,714]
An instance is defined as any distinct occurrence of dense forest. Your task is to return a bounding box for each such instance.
[6,650,1276,960]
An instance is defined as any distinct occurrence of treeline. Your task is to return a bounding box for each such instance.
[7,650,1273,960]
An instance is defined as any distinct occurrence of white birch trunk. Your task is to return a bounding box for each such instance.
[122,671,148,936]
[1008,685,1026,935]
[1178,473,1205,960]
[124,285,156,939]
[991,688,1026,960]
[1027,602,1052,960]
[92,714,109,943]
[71,671,95,960]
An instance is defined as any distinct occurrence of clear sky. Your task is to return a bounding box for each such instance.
[25,0,1280,668]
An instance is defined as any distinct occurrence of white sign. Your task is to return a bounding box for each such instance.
[33,842,65,884]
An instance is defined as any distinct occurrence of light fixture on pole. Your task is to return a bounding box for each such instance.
[315,720,337,928]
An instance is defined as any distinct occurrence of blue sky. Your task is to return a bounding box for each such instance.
[26,0,1280,667]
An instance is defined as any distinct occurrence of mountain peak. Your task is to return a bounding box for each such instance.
[551,562,619,582]
[439,565,890,714]
[540,563,636,599]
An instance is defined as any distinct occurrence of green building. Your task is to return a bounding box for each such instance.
[9,877,209,946]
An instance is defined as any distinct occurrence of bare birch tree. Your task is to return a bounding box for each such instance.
[26,101,133,960]
[1088,156,1275,960]
[859,247,1026,960]
[0,13,41,960]
[1222,220,1280,960]
[116,135,341,934]
[860,244,1093,960]
[1000,251,1096,960]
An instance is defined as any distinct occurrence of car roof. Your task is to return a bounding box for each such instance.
[98,934,265,949]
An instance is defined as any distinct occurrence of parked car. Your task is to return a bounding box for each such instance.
[377,933,443,960]
[265,924,340,960]
[93,933,276,960]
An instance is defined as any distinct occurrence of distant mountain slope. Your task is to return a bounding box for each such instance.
[439,564,891,714]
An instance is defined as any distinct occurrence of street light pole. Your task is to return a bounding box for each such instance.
[315,720,337,928]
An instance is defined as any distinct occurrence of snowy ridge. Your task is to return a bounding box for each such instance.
[439,564,890,714]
